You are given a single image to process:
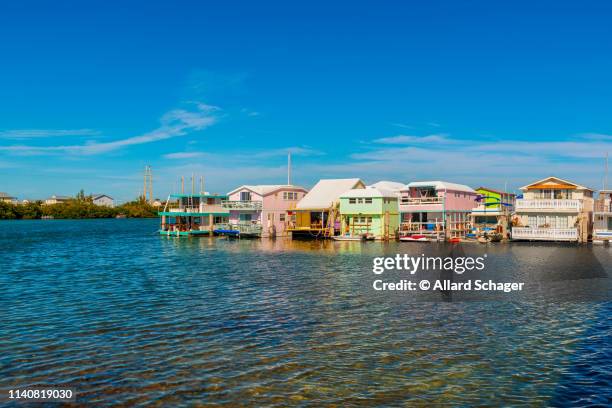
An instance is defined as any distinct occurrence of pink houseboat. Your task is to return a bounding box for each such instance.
[223,185,308,237]
[399,181,478,240]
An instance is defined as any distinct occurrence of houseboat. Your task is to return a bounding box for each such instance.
[338,181,402,240]
[470,187,516,240]
[398,181,478,241]
[158,193,229,237]
[288,178,365,239]
[223,184,308,238]
[593,190,612,243]
[511,176,594,242]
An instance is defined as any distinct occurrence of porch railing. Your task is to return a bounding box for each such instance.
[400,197,444,205]
[221,200,263,210]
[511,227,578,241]
[515,199,581,211]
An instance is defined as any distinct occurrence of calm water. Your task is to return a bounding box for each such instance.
[1,219,611,406]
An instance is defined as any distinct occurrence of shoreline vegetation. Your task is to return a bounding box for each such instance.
[0,197,158,220]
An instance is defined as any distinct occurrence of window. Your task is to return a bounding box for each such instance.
[240,191,251,201]
[557,216,568,228]
[239,213,252,222]
[283,191,298,200]
[364,198,372,204]
[349,198,356,204]
[280,214,286,222]
[357,198,364,204]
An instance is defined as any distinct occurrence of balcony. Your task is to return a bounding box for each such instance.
[221,200,263,210]
[595,201,612,214]
[400,196,444,205]
[515,199,581,212]
[512,227,578,241]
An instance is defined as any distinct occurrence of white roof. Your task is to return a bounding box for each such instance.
[404,181,476,194]
[227,184,306,196]
[296,178,364,209]
[369,180,405,191]
[340,186,398,199]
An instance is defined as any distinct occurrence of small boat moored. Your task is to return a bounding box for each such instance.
[399,234,430,242]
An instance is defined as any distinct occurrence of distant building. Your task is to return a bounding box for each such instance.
[44,195,72,205]
[0,192,17,203]
[152,198,163,207]
[91,194,114,207]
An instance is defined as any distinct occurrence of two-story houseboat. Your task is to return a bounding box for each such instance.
[289,178,365,238]
[338,181,402,240]
[470,187,516,239]
[222,185,308,237]
[159,193,229,237]
[593,190,612,243]
[511,176,594,242]
[399,181,478,241]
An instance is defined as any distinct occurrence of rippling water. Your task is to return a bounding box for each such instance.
[1,219,611,406]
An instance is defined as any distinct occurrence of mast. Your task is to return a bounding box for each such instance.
[287,152,292,185]
[605,152,609,191]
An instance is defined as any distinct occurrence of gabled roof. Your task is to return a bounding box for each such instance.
[340,186,398,199]
[520,176,594,192]
[296,178,364,209]
[476,187,516,197]
[92,194,114,200]
[369,180,405,192]
[404,181,476,194]
[227,184,307,196]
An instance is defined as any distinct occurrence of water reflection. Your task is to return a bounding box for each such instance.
[0,219,611,406]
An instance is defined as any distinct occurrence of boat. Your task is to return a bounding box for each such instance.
[333,234,363,241]
[399,234,430,242]
[333,233,375,241]
[448,237,462,243]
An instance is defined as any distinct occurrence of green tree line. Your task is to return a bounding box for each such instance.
[0,197,158,220]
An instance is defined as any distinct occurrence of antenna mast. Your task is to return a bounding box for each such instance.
[605,152,609,190]
[287,152,292,185]
[143,165,153,202]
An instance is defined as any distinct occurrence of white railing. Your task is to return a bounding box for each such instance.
[515,199,581,211]
[169,207,200,213]
[594,229,612,237]
[400,197,444,205]
[221,200,263,210]
[512,227,578,241]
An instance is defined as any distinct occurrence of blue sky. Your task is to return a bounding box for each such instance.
[1,0,612,201]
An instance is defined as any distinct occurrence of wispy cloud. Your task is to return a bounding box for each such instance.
[0,103,220,156]
[163,152,206,159]
[389,122,414,129]
[374,134,453,144]
[0,129,100,139]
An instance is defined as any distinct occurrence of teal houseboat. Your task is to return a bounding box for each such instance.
[159,193,229,237]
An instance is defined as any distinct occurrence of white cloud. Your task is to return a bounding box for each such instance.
[374,134,453,144]
[163,152,206,159]
[0,103,220,156]
[0,129,100,139]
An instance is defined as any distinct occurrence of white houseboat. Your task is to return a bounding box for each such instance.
[511,177,594,242]
[594,190,612,242]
